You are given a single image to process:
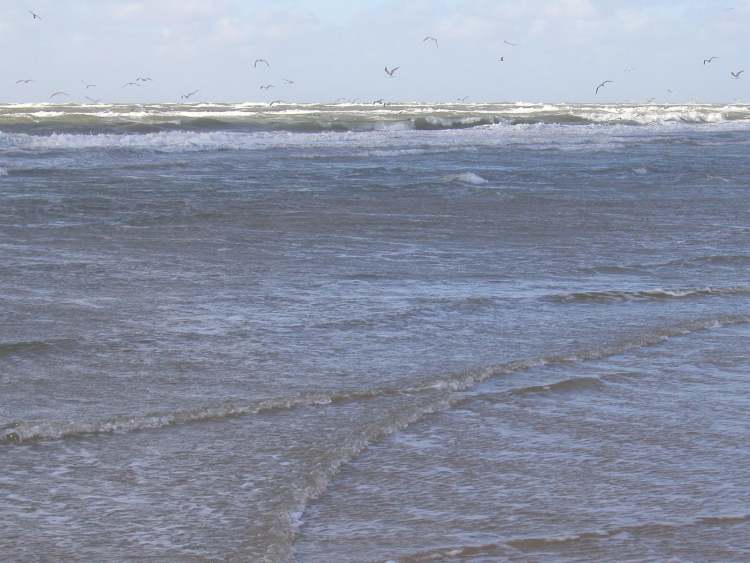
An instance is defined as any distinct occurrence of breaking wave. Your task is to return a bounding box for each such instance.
[1,102,750,137]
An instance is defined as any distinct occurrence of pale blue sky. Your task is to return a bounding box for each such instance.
[1,0,748,103]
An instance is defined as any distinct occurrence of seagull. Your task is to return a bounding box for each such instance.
[16,79,34,84]
[122,82,140,88]
[85,84,96,89]
[498,56,505,62]
[29,10,42,20]
[372,98,386,106]
[704,56,719,65]
[595,80,613,95]
[504,40,518,47]
[49,91,69,99]
[667,89,674,94]
[384,66,400,77]
[181,89,200,100]
[423,36,438,48]
[136,77,153,82]
[731,70,744,79]
[260,84,275,90]
[457,96,469,102]
[269,100,282,106]
[282,78,295,85]
[85,96,102,104]
[254,59,270,68]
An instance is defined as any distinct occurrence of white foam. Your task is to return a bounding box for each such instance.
[444,172,489,185]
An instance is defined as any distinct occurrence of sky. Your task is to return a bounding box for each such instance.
[1,0,749,104]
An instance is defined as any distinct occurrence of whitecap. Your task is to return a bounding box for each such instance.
[443,172,489,185]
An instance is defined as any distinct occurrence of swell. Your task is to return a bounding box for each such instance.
[397,514,750,561]
[3,314,746,448]
[549,286,750,304]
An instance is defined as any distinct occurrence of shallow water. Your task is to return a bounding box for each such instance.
[1,103,749,561]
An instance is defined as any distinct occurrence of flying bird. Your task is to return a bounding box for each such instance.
[254,59,270,68]
[136,77,153,82]
[384,66,400,77]
[372,99,386,106]
[181,89,200,100]
[85,96,102,104]
[122,82,140,88]
[49,91,69,99]
[29,10,42,20]
[457,96,469,102]
[260,84,275,90]
[16,79,34,84]
[423,36,438,48]
[282,78,295,85]
[703,57,719,65]
[731,70,744,79]
[498,57,505,62]
[85,84,96,89]
[595,80,613,95]
[504,40,518,47]
[269,100,283,106]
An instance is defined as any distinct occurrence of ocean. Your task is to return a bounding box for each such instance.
[1,102,749,561]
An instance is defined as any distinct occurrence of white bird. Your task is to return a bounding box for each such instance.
[384,66,400,77]
[254,59,270,68]
[49,91,69,99]
[282,78,295,85]
[703,57,719,65]
[181,89,200,100]
[260,84,275,90]
[85,96,102,104]
[731,70,744,79]
[457,96,469,102]
[122,82,140,88]
[595,80,613,95]
[504,40,518,47]
[85,84,96,89]
[624,66,636,72]
[423,36,438,48]
[269,100,283,106]
[29,10,42,20]
[16,79,34,84]
[136,77,153,82]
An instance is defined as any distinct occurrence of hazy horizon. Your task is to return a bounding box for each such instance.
[1,0,748,104]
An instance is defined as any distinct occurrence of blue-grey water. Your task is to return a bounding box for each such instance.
[1,102,749,562]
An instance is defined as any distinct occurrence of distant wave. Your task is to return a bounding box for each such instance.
[548,286,750,304]
[1,102,750,137]
[4,313,746,446]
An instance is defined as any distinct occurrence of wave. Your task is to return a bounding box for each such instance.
[2,103,750,137]
[4,314,746,446]
[396,514,750,561]
[0,339,54,358]
[580,254,750,274]
[548,286,750,304]
[509,376,605,396]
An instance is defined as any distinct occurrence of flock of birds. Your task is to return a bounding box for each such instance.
[12,9,747,105]
[595,55,743,97]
